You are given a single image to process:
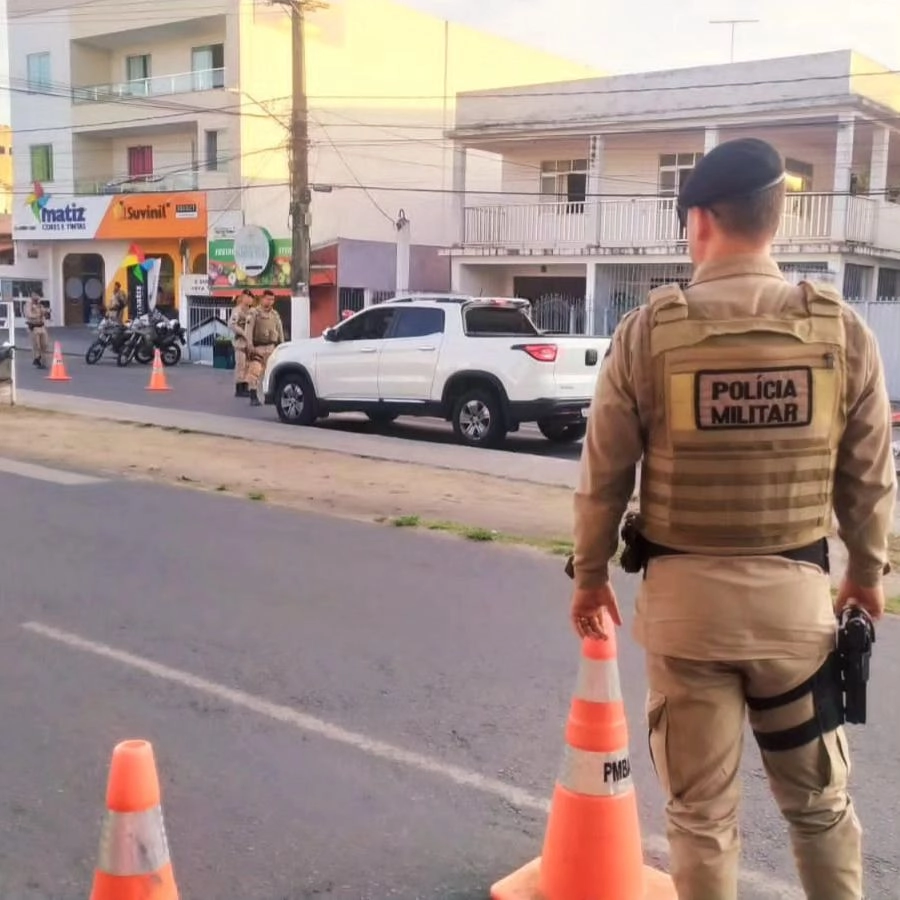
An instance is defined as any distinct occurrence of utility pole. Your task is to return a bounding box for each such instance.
[709,18,759,63]
[271,0,325,299]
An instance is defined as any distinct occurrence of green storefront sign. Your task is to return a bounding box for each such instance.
[208,237,293,291]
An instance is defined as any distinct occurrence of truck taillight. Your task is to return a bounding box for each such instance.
[521,344,558,362]
[522,344,557,362]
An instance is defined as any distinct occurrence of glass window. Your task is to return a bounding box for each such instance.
[389,308,445,339]
[205,130,222,171]
[125,55,150,96]
[26,52,50,92]
[192,44,225,91]
[336,307,396,341]
[30,144,53,183]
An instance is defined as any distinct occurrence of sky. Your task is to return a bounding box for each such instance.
[405,0,900,75]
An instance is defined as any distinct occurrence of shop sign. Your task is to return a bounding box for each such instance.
[233,225,272,277]
[208,236,292,291]
[13,184,208,241]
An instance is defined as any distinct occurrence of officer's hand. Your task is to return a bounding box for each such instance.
[835,577,885,621]
[571,585,622,641]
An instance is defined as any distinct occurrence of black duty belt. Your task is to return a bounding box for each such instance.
[254,342,276,347]
[645,537,830,573]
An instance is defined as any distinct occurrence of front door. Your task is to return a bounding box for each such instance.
[316,305,397,400]
[62,253,106,325]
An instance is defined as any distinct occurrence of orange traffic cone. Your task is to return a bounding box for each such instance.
[146,348,171,392]
[46,341,71,381]
[491,614,676,900]
[89,739,180,900]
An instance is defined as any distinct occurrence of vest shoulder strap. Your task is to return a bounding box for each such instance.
[799,280,845,318]
[647,283,688,324]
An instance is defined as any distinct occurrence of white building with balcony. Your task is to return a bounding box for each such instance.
[6,0,598,327]
[448,50,900,337]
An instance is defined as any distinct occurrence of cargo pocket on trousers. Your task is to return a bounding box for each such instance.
[821,727,851,790]
[646,689,671,793]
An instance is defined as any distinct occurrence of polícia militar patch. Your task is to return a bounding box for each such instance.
[694,366,813,429]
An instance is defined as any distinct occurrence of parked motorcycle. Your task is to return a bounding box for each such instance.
[85,318,128,364]
[116,309,186,368]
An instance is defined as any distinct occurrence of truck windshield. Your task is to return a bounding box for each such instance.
[464,306,539,336]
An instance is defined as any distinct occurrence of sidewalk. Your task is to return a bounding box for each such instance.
[16,390,581,488]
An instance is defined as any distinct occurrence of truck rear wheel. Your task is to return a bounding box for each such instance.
[537,419,587,443]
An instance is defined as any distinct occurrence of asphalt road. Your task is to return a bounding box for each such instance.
[14,335,582,460]
[1,461,898,898]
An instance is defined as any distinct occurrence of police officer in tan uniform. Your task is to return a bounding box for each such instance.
[571,138,896,900]
[228,289,255,397]
[245,289,285,407]
[24,292,50,368]
[107,282,127,323]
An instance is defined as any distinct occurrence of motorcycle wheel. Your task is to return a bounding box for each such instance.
[116,345,134,367]
[161,343,181,367]
[134,344,154,365]
[85,341,105,365]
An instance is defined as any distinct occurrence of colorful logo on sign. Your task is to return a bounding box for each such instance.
[123,244,155,285]
[25,182,50,220]
[24,181,88,231]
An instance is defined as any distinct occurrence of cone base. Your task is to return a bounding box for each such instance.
[145,386,172,391]
[46,375,71,381]
[90,862,179,900]
[490,856,676,900]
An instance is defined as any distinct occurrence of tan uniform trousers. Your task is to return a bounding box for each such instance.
[246,345,276,394]
[638,557,862,900]
[30,325,49,364]
[233,342,248,385]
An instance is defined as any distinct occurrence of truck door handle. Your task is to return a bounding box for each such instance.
[417,346,436,351]
[359,347,377,353]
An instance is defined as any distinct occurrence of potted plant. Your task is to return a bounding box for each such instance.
[212,336,235,369]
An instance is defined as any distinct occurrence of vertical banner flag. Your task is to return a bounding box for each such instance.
[122,244,157,318]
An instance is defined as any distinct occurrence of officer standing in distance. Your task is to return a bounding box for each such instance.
[228,289,255,398]
[570,137,896,900]
[244,289,285,407]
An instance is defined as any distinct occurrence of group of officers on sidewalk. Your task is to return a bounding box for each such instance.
[228,288,285,407]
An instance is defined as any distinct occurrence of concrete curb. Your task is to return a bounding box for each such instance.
[14,390,581,489]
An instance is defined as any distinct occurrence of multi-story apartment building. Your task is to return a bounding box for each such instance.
[448,50,900,337]
[6,0,598,327]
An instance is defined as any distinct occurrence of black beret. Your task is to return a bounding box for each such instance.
[678,138,785,213]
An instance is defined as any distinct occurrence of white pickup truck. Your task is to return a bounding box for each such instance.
[261,294,611,448]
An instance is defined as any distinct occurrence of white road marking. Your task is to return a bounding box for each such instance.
[22,620,802,899]
[0,457,105,486]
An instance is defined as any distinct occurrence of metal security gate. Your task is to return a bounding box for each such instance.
[186,297,234,364]
[851,300,900,400]
[531,293,586,334]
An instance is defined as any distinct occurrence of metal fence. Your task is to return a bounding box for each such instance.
[531,293,586,334]
[850,300,900,399]
[185,298,234,365]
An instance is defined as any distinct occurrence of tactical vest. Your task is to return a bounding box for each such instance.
[252,311,280,344]
[640,280,848,555]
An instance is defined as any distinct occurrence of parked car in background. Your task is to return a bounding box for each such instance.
[262,293,611,448]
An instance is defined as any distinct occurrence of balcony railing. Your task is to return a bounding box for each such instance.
[463,193,888,250]
[74,171,199,195]
[72,68,225,103]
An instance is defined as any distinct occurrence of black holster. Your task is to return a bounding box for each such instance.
[837,607,876,725]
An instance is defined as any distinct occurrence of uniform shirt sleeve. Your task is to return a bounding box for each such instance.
[228,308,246,339]
[276,314,285,344]
[573,312,645,589]
[833,315,897,587]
